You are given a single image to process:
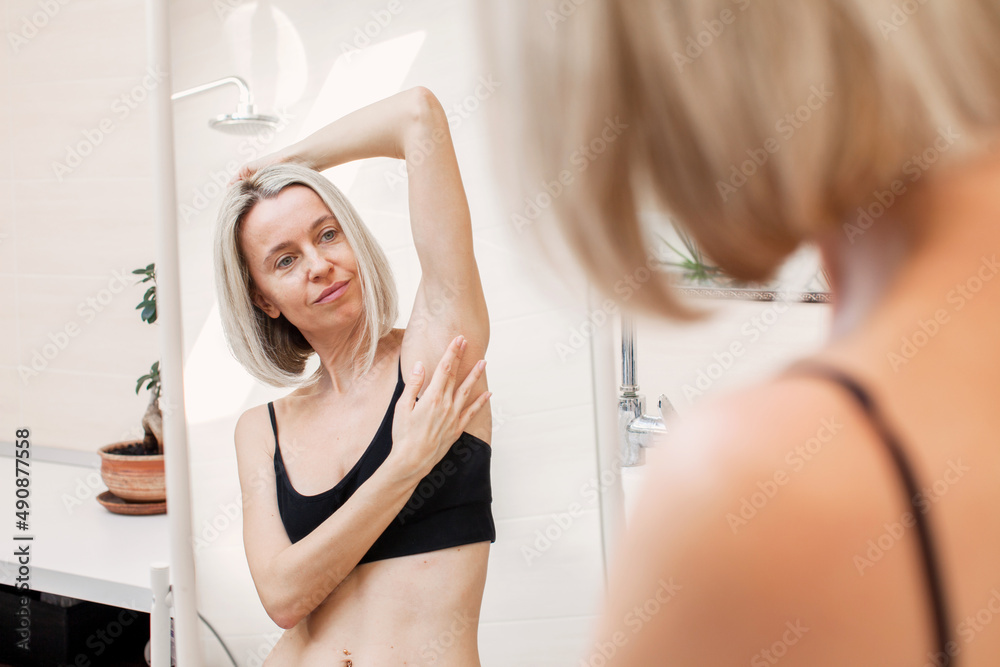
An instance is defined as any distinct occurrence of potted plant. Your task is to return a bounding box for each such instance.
[96,263,167,514]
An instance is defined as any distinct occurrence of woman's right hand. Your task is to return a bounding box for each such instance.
[227,145,311,186]
[389,335,491,481]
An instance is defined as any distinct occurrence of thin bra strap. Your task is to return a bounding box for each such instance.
[783,360,955,663]
[267,401,280,451]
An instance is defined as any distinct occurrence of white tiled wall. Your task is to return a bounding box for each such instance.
[0,1,834,665]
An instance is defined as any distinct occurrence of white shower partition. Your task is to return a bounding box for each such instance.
[145,0,204,664]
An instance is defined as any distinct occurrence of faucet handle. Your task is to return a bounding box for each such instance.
[658,394,678,421]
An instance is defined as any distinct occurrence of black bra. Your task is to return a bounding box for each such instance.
[268,353,495,564]
[783,360,956,665]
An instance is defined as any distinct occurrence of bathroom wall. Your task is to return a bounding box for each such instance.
[0,0,833,664]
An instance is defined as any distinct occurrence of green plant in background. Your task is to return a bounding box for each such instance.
[133,263,163,454]
[657,228,832,293]
[134,262,158,324]
[658,229,747,287]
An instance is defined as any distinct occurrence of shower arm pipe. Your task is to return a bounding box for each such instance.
[171,75,255,113]
[146,1,203,665]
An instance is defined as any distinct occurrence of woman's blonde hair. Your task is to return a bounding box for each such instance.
[478,0,1000,318]
[214,162,398,388]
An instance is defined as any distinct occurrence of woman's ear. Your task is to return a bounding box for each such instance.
[251,287,281,319]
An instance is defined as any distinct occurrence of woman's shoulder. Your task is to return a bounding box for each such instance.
[649,370,891,531]
[646,373,901,583]
[602,372,927,660]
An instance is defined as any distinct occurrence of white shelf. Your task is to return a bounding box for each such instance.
[0,454,169,612]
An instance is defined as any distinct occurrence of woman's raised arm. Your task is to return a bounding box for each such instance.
[234,88,488,352]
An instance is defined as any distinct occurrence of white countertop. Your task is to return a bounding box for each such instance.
[1,453,169,612]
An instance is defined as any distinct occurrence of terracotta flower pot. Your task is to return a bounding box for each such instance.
[98,440,166,502]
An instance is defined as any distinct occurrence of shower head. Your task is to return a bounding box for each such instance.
[209,108,281,135]
[171,76,280,135]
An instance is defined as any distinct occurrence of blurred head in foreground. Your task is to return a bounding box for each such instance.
[478,0,1000,318]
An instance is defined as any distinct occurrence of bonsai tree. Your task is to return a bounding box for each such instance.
[134,263,163,455]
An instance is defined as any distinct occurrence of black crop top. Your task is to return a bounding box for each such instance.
[268,353,496,564]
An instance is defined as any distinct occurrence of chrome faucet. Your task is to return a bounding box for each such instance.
[619,315,676,467]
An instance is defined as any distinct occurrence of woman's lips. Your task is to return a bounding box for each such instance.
[315,280,349,304]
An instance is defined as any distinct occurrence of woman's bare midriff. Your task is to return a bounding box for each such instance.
[263,540,490,667]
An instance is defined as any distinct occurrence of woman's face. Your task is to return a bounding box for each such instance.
[239,184,362,340]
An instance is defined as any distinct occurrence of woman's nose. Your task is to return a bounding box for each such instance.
[304,249,332,280]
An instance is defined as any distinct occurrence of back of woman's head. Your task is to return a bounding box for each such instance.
[480,0,1000,318]
[214,162,398,388]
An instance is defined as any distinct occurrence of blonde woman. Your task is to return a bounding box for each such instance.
[215,87,495,666]
[482,0,1000,665]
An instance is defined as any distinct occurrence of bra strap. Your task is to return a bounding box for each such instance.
[267,401,281,457]
[783,360,955,664]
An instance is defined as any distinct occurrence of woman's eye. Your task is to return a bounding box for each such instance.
[322,229,337,241]
[277,256,293,268]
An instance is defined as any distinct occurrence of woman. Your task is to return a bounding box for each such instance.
[482,0,1000,665]
[214,87,495,666]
